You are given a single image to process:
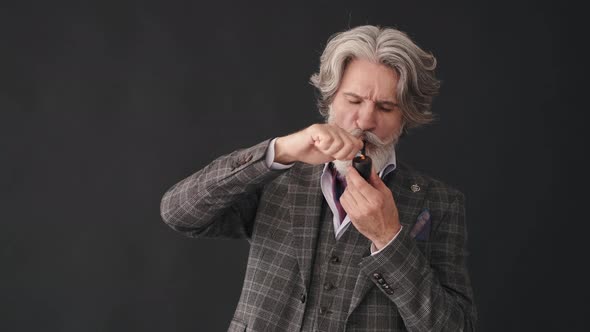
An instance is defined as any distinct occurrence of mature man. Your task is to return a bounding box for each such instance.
[160,25,476,331]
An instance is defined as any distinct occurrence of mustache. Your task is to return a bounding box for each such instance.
[348,128,387,147]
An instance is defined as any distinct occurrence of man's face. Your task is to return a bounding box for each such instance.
[328,58,403,175]
[329,58,403,147]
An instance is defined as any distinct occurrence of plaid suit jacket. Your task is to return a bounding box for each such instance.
[160,139,477,331]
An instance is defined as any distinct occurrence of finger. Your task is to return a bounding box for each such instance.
[347,186,371,209]
[345,167,373,205]
[317,127,349,156]
[313,130,336,152]
[332,131,358,160]
[337,127,364,151]
[346,166,372,189]
[368,168,382,187]
[323,138,345,157]
[347,148,359,160]
[368,169,391,194]
[340,189,358,214]
[349,167,388,206]
[328,132,349,160]
[345,165,361,185]
[338,132,361,161]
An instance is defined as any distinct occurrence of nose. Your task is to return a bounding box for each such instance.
[355,102,377,131]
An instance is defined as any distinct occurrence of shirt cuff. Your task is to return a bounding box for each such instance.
[265,138,294,170]
[370,225,404,256]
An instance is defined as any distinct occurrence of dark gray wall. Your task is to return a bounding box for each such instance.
[2,0,586,331]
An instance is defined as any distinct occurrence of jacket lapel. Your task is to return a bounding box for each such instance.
[288,162,325,290]
[347,164,428,316]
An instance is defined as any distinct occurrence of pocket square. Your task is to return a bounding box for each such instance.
[410,208,431,241]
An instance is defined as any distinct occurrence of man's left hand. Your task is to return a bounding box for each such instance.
[340,166,401,250]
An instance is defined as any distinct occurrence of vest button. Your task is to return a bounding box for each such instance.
[319,306,330,315]
[330,255,340,263]
[300,293,306,303]
[373,273,382,280]
[323,282,335,290]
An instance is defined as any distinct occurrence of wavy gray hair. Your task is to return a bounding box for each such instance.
[310,25,440,133]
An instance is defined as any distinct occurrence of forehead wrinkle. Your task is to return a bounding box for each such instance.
[343,91,397,105]
[340,58,398,97]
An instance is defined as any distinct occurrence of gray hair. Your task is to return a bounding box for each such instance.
[310,25,440,132]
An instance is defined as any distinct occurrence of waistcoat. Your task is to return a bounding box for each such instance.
[300,200,372,331]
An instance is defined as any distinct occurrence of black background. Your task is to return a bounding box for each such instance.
[2,0,587,331]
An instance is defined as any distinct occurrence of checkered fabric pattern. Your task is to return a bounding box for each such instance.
[160,139,477,331]
[301,203,374,331]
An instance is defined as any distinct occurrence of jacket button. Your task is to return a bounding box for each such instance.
[300,293,306,303]
[319,306,330,315]
[373,273,382,280]
[323,282,335,290]
[330,255,340,263]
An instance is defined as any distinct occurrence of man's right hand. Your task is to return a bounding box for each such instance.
[274,124,363,165]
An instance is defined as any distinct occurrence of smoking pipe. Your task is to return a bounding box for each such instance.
[352,141,372,181]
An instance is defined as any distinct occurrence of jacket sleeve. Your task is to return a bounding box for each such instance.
[359,191,477,331]
[159,139,287,239]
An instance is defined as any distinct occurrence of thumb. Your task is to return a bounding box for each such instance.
[368,168,385,189]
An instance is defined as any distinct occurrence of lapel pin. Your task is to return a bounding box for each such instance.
[410,184,420,192]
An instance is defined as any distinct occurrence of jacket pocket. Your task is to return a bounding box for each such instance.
[227,319,247,332]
